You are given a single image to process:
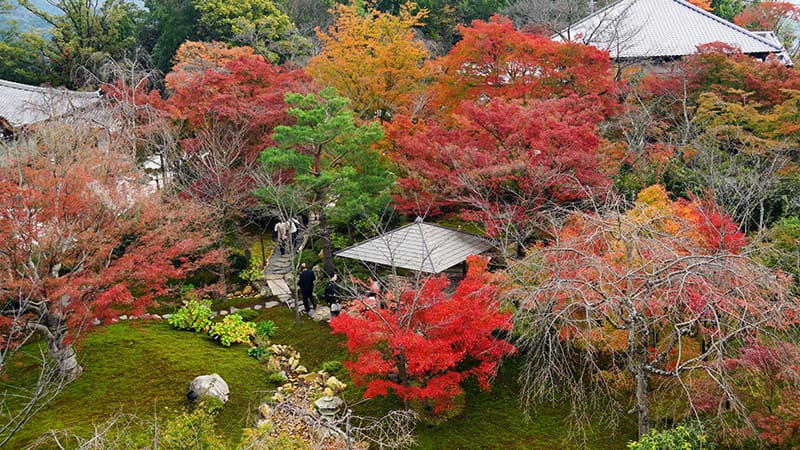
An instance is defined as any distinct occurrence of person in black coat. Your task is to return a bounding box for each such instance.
[298,263,317,313]
[324,273,341,318]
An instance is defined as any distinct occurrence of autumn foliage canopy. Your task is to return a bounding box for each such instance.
[331,256,515,412]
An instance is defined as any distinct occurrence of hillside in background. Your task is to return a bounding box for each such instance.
[1,0,59,31]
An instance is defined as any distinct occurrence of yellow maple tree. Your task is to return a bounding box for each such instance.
[307,1,431,121]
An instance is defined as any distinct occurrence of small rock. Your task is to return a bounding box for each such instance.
[162,313,171,319]
[266,357,281,373]
[243,285,254,295]
[296,365,308,374]
[281,383,295,394]
[229,306,238,313]
[271,392,284,403]
[253,304,263,310]
[325,376,346,393]
[220,310,229,316]
[258,403,271,419]
[300,372,321,384]
[119,315,128,320]
[187,374,229,403]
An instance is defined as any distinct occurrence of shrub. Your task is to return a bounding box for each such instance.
[161,406,225,450]
[627,423,713,450]
[209,314,256,347]
[240,240,271,283]
[322,360,343,373]
[267,372,288,384]
[248,347,269,360]
[236,309,258,322]
[255,320,278,339]
[168,298,213,333]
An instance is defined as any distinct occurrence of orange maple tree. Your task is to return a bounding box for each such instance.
[513,185,797,438]
[307,1,431,121]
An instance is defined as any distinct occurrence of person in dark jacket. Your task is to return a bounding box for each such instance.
[324,273,341,318]
[298,263,317,313]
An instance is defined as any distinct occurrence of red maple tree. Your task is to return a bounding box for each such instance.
[330,256,516,413]
[0,126,224,381]
[430,15,617,119]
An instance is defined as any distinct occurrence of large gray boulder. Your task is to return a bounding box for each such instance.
[187,374,229,403]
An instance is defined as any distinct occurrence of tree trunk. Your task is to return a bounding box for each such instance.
[40,312,83,382]
[634,363,650,438]
[318,205,335,276]
[48,335,82,382]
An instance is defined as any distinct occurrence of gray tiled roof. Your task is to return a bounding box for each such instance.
[335,220,493,273]
[0,79,102,127]
[558,0,788,61]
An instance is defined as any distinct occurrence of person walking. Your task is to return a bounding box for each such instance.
[298,263,317,314]
[274,220,288,255]
[325,273,341,318]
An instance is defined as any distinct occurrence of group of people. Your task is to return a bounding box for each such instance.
[297,263,342,318]
[273,217,300,256]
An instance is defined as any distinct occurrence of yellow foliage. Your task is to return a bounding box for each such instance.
[307,1,431,121]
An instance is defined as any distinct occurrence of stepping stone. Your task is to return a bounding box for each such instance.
[229,306,238,313]
[264,301,280,309]
[162,313,171,319]
[119,315,128,320]
[253,304,263,310]
[267,279,291,297]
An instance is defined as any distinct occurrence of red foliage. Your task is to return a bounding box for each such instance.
[639,43,800,109]
[390,95,610,235]
[0,135,224,353]
[165,56,313,152]
[330,256,516,412]
[432,15,618,119]
[693,341,800,446]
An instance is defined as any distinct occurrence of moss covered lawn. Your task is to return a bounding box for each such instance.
[8,304,636,448]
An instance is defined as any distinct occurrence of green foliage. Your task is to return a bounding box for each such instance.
[255,320,279,338]
[161,404,226,450]
[321,360,343,373]
[711,0,745,21]
[0,25,59,85]
[627,423,713,450]
[168,298,214,333]
[760,216,800,281]
[247,346,269,359]
[209,314,256,347]
[239,240,272,283]
[299,248,321,269]
[267,371,288,384]
[18,0,144,87]
[235,309,259,322]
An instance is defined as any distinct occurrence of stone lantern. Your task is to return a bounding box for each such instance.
[314,395,343,422]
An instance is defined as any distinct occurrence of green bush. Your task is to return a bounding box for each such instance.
[236,309,258,322]
[322,360,343,373]
[267,372,287,384]
[247,347,269,360]
[209,314,256,347]
[161,405,225,450]
[168,298,214,333]
[299,248,321,269]
[255,320,278,338]
[627,423,713,450]
[240,240,272,283]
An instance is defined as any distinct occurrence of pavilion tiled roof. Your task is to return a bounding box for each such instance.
[0,79,102,127]
[557,0,790,64]
[334,219,493,273]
